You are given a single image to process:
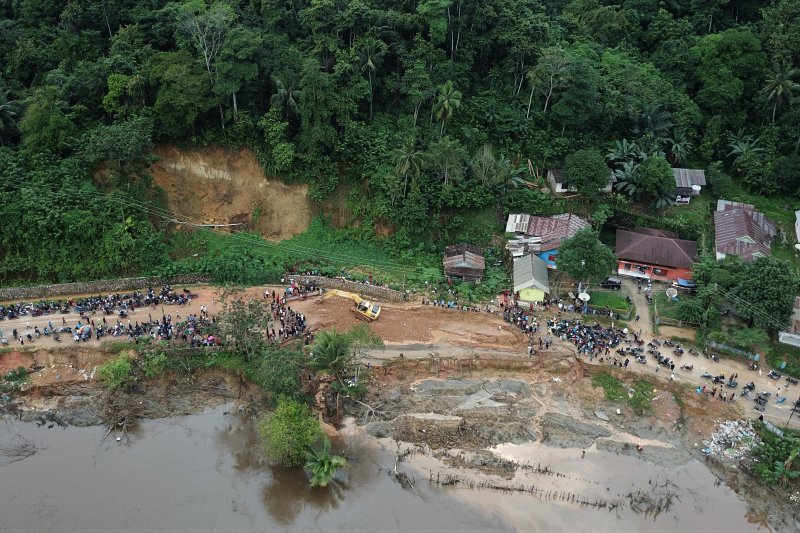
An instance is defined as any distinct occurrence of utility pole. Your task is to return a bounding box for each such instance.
[787,397,800,428]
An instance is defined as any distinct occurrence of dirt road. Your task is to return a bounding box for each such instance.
[622,278,654,338]
[0,285,526,364]
[2,283,796,428]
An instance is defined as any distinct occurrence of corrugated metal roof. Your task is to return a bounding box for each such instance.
[717,200,777,236]
[505,213,531,233]
[443,244,485,272]
[673,168,706,188]
[713,209,772,262]
[616,229,697,269]
[634,227,679,239]
[525,213,590,249]
[513,254,550,294]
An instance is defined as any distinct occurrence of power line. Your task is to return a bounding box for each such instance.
[712,283,791,331]
[2,176,425,275]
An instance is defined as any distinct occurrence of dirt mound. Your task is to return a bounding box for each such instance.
[149,146,311,241]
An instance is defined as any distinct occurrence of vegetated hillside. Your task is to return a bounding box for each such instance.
[149,146,311,242]
[0,1,799,285]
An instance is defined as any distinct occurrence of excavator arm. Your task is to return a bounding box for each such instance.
[319,289,381,321]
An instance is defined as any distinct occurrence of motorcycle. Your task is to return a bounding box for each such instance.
[768,370,781,380]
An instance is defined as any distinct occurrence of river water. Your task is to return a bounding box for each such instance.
[0,406,763,532]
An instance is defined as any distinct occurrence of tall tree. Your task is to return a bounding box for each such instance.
[270,71,301,117]
[426,136,467,186]
[563,148,609,195]
[19,86,76,156]
[0,89,17,146]
[526,46,570,117]
[732,256,798,331]
[357,37,386,120]
[556,228,617,283]
[433,80,462,135]
[393,137,425,197]
[763,62,798,122]
[176,0,237,128]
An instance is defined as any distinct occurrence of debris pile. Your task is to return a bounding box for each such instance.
[702,419,759,459]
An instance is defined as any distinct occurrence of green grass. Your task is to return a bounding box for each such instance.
[168,218,441,288]
[651,292,687,321]
[588,291,630,312]
[592,372,654,413]
[1,366,28,392]
[665,191,713,225]
[592,372,626,401]
[629,379,654,414]
[664,192,714,254]
[768,342,800,379]
[723,183,800,273]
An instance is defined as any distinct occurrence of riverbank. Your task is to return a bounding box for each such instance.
[2,303,798,530]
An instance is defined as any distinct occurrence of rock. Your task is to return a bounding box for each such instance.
[594,410,610,422]
[456,390,505,410]
[596,438,693,468]
[540,412,611,448]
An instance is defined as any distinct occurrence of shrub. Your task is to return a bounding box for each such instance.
[257,398,322,467]
[97,354,134,390]
[141,352,168,379]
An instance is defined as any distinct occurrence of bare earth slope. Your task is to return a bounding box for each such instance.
[149,146,311,241]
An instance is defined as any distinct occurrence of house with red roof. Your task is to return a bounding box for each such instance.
[615,228,697,282]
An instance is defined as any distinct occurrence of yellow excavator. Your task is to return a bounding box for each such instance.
[319,289,382,321]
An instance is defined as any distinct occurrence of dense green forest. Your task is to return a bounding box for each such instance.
[1,0,799,284]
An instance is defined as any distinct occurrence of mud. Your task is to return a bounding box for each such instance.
[148,145,310,241]
[357,363,800,532]
[0,406,505,532]
[8,371,262,429]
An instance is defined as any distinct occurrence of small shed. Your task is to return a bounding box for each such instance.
[444,244,485,282]
[673,168,706,204]
[513,254,550,302]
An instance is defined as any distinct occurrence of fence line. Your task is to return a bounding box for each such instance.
[285,274,406,302]
[0,274,212,302]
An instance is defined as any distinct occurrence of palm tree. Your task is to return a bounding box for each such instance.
[311,328,351,381]
[498,155,528,189]
[727,129,764,167]
[433,80,462,135]
[393,137,425,197]
[773,450,800,487]
[666,131,694,165]
[763,63,798,123]
[0,89,17,147]
[270,72,301,117]
[613,160,641,198]
[358,38,385,119]
[632,101,673,140]
[606,139,642,165]
[305,437,347,488]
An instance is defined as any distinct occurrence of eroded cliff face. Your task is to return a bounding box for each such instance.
[149,146,311,241]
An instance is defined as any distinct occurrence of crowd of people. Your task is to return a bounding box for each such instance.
[263,289,313,345]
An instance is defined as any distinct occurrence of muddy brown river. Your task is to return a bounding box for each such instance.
[0,406,764,532]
